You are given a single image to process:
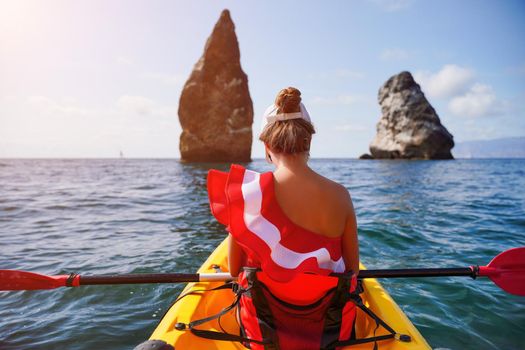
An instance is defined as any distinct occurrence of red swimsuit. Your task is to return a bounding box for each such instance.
[208,164,357,349]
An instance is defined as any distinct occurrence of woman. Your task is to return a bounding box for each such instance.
[207,87,360,349]
[229,86,359,278]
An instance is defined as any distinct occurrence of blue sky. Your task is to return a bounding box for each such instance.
[1,0,524,158]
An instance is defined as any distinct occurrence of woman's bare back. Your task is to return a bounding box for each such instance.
[273,168,350,237]
[273,167,359,273]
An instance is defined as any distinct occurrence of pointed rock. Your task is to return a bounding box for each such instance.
[369,71,454,159]
[178,9,253,162]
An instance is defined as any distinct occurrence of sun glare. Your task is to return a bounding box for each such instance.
[0,2,36,41]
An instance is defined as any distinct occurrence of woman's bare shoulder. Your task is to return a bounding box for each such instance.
[314,173,352,208]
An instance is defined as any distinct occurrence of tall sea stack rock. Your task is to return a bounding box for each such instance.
[369,71,454,159]
[178,10,253,162]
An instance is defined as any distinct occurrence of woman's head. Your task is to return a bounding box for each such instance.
[259,87,316,155]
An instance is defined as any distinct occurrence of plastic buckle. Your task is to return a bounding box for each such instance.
[174,322,187,331]
[231,282,242,294]
[395,334,411,342]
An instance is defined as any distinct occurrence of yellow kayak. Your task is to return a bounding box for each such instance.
[146,238,431,349]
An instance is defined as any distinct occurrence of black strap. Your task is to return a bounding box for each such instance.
[321,274,352,349]
[188,291,242,329]
[158,282,234,322]
[66,273,77,287]
[352,294,397,335]
[184,278,273,346]
[258,282,338,310]
[335,294,399,348]
[245,268,280,350]
[183,272,408,350]
[190,328,269,345]
[337,333,397,346]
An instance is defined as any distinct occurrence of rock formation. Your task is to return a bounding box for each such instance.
[359,153,373,160]
[178,9,253,162]
[369,71,454,159]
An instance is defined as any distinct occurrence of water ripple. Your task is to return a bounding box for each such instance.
[0,159,524,349]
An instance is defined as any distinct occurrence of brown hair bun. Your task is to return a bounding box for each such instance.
[275,87,302,113]
[260,87,315,154]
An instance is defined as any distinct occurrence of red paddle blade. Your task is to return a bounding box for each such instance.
[478,247,525,296]
[0,270,69,291]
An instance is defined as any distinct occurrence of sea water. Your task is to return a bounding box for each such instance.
[0,159,524,349]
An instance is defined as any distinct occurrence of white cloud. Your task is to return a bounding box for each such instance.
[0,95,180,157]
[414,64,474,99]
[380,48,411,61]
[27,96,89,116]
[414,64,508,118]
[448,83,506,118]
[369,0,414,12]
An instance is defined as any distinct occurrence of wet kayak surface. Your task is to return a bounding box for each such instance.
[0,158,524,349]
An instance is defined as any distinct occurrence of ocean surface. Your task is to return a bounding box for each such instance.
[1,159,524,350]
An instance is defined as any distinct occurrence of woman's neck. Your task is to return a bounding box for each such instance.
[272,152,311,175]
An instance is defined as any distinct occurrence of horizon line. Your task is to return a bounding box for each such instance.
[1,157,524,161]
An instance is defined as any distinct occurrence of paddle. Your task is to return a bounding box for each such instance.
[1,247,523,296]
[0,271,235,291]
[358,246,525,296]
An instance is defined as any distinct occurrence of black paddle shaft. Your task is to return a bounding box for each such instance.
[358,267,477,279]
[79,273,200,285]
[76,268,478,286]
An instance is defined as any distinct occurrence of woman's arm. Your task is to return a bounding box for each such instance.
[342,197,359,276]
[228,233,245,277]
